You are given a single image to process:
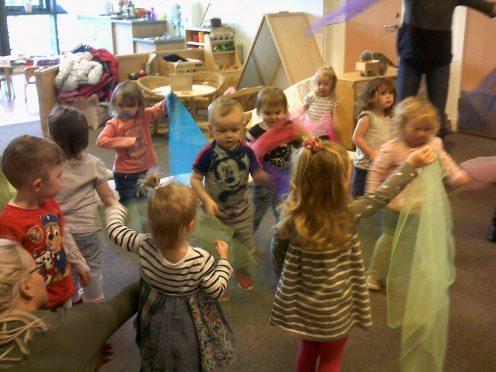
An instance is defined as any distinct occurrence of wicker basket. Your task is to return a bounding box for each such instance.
[136,75,170,106]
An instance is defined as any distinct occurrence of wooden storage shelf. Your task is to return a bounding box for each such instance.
[184,26,242,92]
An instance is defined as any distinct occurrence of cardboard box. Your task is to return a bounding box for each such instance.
[60,94,110,129]
[159,59,204,75]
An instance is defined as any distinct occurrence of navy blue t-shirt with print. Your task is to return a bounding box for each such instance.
[193,141,261,219]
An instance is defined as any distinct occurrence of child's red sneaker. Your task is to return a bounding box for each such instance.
[234,269,255,291]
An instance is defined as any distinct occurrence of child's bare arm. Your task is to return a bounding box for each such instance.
[96,181,118,207]
[252,170,269,184]
[190,171,219,216]
[352,115,376,159]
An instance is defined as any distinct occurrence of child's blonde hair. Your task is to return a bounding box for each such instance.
[109,80,145,117]
[359,78,396,115]
[1,135,65,189]
[277,140,353,249]
[393,96,440,137]
[208,96,243,126]
[314,65,337,99]
[255,87,289,115]
[143,175,198,251]
[48,105,89,159]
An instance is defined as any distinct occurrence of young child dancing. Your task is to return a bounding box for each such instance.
[352,78,396,197]
[49,105,117,303]
[270,138,436,372]
[246,87,303,231]
[191,96,266,297]
[366,97,469,291]
[105,177,234,372]
[0,135,90,309]
[302,65,339,140]
[96,80,166,204]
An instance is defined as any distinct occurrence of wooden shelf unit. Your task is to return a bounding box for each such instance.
[184,27,242,90]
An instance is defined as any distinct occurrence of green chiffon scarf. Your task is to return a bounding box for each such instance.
[387,160,455,372]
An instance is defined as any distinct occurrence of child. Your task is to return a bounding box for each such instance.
[96,80,166,204]
[105,177,234,372]
[366,97,469,291]
[0,135,90,309]
[191,96,266,296]
[270,138,436,372]
[302,65,339,140]
[246,87,302,231]
[49,105,117,303]
[352,78,396,197]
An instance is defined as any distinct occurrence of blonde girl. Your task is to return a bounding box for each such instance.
[366,97,469,291]
[352,78,396,197]
[302,65,339,139]
[270,138,436,372]
[105,176,234,372]
[96,80,166,204]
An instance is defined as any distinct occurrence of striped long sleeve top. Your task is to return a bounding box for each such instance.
[270,162,419,342]
[105,205,232,298]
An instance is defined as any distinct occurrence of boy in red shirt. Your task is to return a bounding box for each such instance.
[0,135,90,309]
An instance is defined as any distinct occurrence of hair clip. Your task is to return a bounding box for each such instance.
[303,137,323,153]
[154,176,175,191]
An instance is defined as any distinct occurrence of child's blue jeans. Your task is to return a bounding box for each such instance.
[114,170,147,204]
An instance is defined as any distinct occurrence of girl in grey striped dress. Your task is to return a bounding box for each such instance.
[270,138,436,371]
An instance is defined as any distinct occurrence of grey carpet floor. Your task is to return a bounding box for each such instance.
[1,123,495,371]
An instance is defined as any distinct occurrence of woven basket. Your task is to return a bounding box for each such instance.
[136,75,170,106]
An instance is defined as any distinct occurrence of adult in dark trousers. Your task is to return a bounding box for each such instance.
[396,0,496,139]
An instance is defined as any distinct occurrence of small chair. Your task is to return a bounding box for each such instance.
[191,70,225,119]
[24,66,39,102]
[136,75,170,134]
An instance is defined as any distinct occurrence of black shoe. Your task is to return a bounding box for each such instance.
[487,223,496,243]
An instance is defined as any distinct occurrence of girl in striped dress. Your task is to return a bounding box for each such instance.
[270,138,436,372]
[105,176,235,372]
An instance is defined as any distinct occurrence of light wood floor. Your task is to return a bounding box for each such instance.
[0,73,40,126]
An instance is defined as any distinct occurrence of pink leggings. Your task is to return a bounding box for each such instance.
[296,337,348,372]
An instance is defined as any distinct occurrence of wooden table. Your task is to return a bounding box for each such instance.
[0,65,16,99]
[152,84,217,119]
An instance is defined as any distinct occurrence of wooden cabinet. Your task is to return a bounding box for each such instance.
[112,20,168,55]
[335,68,397,149]
[184,27,242,91]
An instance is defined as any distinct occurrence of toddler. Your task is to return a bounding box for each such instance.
[246,87,303,231]
[302,65,339,140]
[352,78,396,197]
[366,97,469,291]
[270,138,436,371]
[105,177,234,372]
[96,80,166,204]
[191,96,266,297]
[49,105,117,303]
[0,135,90,309]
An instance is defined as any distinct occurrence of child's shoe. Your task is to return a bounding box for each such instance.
[487,223,496,243]
[219,290,230,302]
[234,269,255,291]
[366,275,381,291]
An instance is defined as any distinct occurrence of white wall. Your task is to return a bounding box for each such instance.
[182,0,324,62]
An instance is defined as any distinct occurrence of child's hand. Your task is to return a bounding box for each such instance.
[406,146,437,168]
[78,271,92,287]
[215,240,229,260]
[204,199,219,216]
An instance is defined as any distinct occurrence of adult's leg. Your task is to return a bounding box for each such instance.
[318,337,349,372]
[296,339,320,372]
[425,63,451,139]
[397,59,423,101]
